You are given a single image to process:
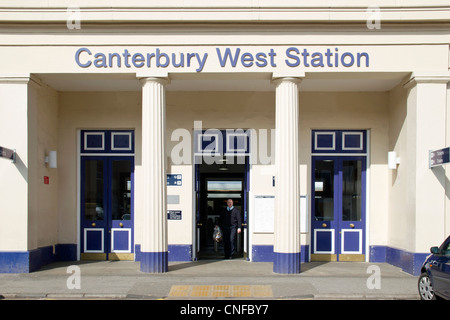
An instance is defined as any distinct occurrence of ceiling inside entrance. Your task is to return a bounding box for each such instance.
[37,72,408,92]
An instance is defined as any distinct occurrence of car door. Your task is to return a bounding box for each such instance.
[430,236,450,299]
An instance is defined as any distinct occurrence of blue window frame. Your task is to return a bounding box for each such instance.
[81,130,135,154]
[312,130,366,154]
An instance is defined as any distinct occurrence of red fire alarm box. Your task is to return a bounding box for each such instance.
[44,176,49,184]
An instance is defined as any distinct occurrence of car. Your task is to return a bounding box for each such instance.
[418,235,450,300]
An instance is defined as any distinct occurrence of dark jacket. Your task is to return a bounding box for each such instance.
[219,207,242,229]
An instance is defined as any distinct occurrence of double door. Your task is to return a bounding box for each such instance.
[311,156,366,261]
[81,156,134,260]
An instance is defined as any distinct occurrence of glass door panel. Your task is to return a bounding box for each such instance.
[110,159,133,259]
[312,159,337,260]
[342,160,362,222]
[339,158,365,261]
[314,160,335,221]
[81,157,134,260]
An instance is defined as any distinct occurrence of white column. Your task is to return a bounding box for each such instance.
[139,77,169,273]
[0,75,31,272]
[403,74,449,259]
[272,77,301,273]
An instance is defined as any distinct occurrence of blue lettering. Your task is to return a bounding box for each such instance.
[216,48,240,67]
[285,47,300,67]
[341,52,354,67]
[268,49,277,67]
[156,48,169,68]
[311,52,324,67]
[122,49,131,67]
[255,52,267,67]
[132,53,145,68]
[94,53,107,68]
[195,53,208,73]
[146,53,155,67]
[75,47,92,68]
[241,52,254,67]
[109,53,121,68]
[172,53,184,68]
[301,49,310,67]
[186,53,196,67]
[357,52,369,67]
[325,49,333,67]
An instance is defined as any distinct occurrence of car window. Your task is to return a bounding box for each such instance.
[441,238,450,256]
[444,243,450,256]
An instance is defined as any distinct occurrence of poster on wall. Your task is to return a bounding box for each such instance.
[254,196,274,233]
[254,195,308,233]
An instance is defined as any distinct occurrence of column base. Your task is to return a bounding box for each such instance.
[140,251,168,273]
[273,252,301,274]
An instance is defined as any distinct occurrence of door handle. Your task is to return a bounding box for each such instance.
[197,223,202,227]
[350,223,355,228]
[91,222,96,227]
[322,223,327,228]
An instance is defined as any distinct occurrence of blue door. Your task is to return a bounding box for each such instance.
[311,156,366,261]
[81,156,134,260]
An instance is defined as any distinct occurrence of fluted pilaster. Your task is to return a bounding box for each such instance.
[272,77,301,274]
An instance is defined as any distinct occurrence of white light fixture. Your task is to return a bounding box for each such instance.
[388,151,400,169]
[45,150,57,169]
[218,157,228,171]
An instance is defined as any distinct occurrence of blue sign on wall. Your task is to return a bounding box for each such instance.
[167,174,182,186]
[0,146,15,163]
[167,210,182,220]
[429,147,450,168]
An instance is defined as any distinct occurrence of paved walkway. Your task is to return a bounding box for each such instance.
[0,259,419,300]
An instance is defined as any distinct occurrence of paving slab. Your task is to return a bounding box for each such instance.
[0,260,419,300]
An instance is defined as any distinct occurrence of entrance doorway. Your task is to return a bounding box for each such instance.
[311,157,366,261]
[195,157,248,260]
[310,130,367,262]
[79,130,135,260]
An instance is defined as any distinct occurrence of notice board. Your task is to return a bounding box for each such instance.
[254,195,275,232]
[254,195,309,233]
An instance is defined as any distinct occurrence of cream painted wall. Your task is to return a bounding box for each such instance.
[56,89,392,258]
[389,79,449,253]
[166,91,276,249]
[0,79,30,251]
[0,76,58,252]
[32,80,59,249]
[300,92,390,251]
[388,82,411,250]
[58,92,141,245]
[406,81,447,252]
[166,91,391,254]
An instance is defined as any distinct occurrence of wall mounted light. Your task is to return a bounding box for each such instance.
[388,151,400,169]
[45,150,57,169]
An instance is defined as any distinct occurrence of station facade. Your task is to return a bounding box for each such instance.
[0,1,449,275]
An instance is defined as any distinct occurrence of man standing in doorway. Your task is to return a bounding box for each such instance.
[219,199,242,259]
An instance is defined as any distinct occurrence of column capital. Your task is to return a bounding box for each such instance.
[271,76,303,85]
[138,76,170,87]
[0,74,31,85]
[271,77,303,87]
[403,72,450,89]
